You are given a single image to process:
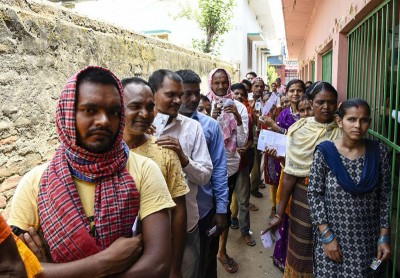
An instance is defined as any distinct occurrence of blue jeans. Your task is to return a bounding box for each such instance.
[182,225,200,278]
[234,166,250,235]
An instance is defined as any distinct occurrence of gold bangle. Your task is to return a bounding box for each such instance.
[274,214,282,220]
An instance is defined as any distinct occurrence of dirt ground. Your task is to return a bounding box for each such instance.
[217,185,283,278]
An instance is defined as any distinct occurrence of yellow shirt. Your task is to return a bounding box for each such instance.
[131,136,189,199]
[8,152,175,231]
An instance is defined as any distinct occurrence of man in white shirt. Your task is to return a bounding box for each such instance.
[208,68,249,274]
[276,77,286,95]
[149,69,213,278]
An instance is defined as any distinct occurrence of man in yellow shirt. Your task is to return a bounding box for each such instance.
[121,77,189,278]
[8,67,175,277]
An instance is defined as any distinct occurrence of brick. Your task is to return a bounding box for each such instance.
[3,189,15,200]
[0,175,21,192]
[18,153,42,176]
[0,167,7,178]
[0,194,6,209]
[0,136,17,146]
[0,121,11,131]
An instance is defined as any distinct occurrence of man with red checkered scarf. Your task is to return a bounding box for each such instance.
[8,67,175,277]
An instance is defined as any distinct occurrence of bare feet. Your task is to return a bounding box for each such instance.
[269,207,276,219]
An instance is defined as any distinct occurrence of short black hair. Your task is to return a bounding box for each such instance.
[246,71,257,77]
[296,94,311,110]
[121,77,154,93]
[307,81,338,100]
[76,67,119,92]
[176,69,202,84]
[200,95,210,103]
[148,69,182,93]
[286,79,306,94]
[305,81,313,86]
[231,83,246,92]
[337,98,371,119]
[241,79,252,88]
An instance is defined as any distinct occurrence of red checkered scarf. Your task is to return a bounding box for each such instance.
[37,66,140,263]
[251,76,264,85]
[207,68,237,153]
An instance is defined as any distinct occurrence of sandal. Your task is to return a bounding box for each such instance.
[218,256,238,273]
[249,203,259,211]
[243,234,256,246]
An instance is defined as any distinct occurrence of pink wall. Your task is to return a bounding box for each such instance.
[283,0,384,100]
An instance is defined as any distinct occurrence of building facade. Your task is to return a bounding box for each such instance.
[68,0,279,80]
[282,0,400,275]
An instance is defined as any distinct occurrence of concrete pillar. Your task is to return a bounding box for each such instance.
[316,54,323,81]
[307,62,312,81]
[332,32,348,101]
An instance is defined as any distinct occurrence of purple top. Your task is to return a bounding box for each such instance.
[276,107,299,130]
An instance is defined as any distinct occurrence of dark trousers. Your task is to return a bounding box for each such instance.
[250,148,262,191]
[197,208,215,278]
[205,172,238,278]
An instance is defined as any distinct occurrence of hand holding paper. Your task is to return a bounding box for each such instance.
[262,93,279,115]
[257,129,287,157]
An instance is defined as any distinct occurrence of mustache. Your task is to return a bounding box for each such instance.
[132,117,151,123]
[86,127,114,137]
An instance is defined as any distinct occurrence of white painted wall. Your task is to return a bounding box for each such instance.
[72,0,274,80]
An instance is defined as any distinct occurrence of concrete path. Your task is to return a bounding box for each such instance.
[217,185,283,278]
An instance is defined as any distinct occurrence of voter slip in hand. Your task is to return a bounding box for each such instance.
[257,129,287,156]
[260,231,274,248]
[153,112,170,138]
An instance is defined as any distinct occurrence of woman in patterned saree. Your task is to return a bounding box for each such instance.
[308,99,391,277]
[263,81,341,277]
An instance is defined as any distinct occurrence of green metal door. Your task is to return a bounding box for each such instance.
[347,0,400,276]
[322,50,332,83]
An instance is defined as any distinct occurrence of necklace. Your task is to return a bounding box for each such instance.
[289,106,300,121]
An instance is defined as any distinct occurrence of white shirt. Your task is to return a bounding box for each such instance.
[160,114,213,232]
[211,99,249,176]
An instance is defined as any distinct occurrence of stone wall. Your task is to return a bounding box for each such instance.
[0,0,238,218]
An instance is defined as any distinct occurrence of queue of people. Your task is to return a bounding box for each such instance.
[1,67,392,278]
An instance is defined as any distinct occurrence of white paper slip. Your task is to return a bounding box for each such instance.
[255,101,262,112]
[153,112,170,138]
[225,99,234,107]
[260,231,274,248]
[248,93,254,101]
[132,217,139,236]
[208,226,217,237]
[257,129,287,156]
[370,258,382,270]
[262,93,279,115]
[275,230,281,241]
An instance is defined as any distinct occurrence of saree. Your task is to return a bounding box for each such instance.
[283,117,341,277]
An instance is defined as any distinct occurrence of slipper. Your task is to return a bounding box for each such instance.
[249,203,259,211]
[243,234,256,246]
[218,256,238,273]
